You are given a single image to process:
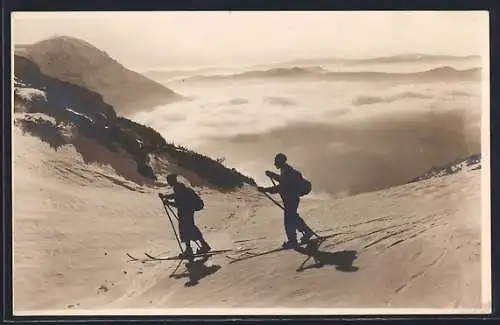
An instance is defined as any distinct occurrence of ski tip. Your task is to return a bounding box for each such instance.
[126,253,138,261]
[144,253,156,259]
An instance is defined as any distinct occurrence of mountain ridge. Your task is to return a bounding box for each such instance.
[15,36,183,116]
[181,66,481,83]
[13,53,256,191]
[284,53,482,66]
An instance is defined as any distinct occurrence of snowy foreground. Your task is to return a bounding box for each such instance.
[13,126,488,315]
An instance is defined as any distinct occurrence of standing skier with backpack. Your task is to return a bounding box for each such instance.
[258,153,315,249]
[159,174,211,257]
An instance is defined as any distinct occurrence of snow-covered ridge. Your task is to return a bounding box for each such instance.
[13,54,256,191]
[410,154,481,183]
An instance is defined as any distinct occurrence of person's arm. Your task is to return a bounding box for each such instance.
[165,200,176,207]
[265,170,281,182]
[158,192,176,206]
[164,193,175,200]
[258,185,280,194]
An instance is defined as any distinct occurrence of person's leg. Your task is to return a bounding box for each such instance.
[186,209,211,253]
[292,198,314,238]
[178,212,193,257]
[194,226,211,253]
[283,198,299,246]
[179,238,193,257]
[184,241,193,255]
[296,216,314,237]
[287,198,313,244]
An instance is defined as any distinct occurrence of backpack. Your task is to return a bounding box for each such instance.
[185,187,205,211]
[290,167,312,197]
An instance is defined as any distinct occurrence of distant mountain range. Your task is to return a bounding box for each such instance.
[181,65,481,84]
[283,53,481,66]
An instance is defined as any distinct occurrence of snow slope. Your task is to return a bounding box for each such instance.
[13,122,488,314]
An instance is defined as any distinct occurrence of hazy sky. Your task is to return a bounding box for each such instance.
[13,11,489,68]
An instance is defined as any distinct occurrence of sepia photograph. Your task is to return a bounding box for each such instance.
[11,11,491,315]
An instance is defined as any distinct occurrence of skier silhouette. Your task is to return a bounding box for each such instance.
[258,153,314,249]
[159,174,211,257]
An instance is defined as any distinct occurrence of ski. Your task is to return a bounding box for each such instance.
[126,249,233,262]
[299,236,327,247]
[225,250,255,260]
[226,246,290,264]
[226,237,328,264]
[146,249,232,260]
[126,253,139,261]
[147,250,232,261]
[126,238,328,263]
[144,252,161,260]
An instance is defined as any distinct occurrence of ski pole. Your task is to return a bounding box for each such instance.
[169,259,184,277]
[160,198,183,253]
[259,176,285,209]
[267,177,322,239]
[164,202,178,221]
[164,201,202,249]
[263,191,284,210]
[261,178,286,209]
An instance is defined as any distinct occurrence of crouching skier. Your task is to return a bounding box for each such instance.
[159,174,211,258]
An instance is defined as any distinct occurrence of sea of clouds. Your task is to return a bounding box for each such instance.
[133,59,484,197]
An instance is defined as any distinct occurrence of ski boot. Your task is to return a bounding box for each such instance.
[178,247,194,259]
[282,240,299,250]
[196,242,212,255]
[299,232,313,245]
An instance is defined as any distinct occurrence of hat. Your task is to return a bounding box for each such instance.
[274,153,287,164]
